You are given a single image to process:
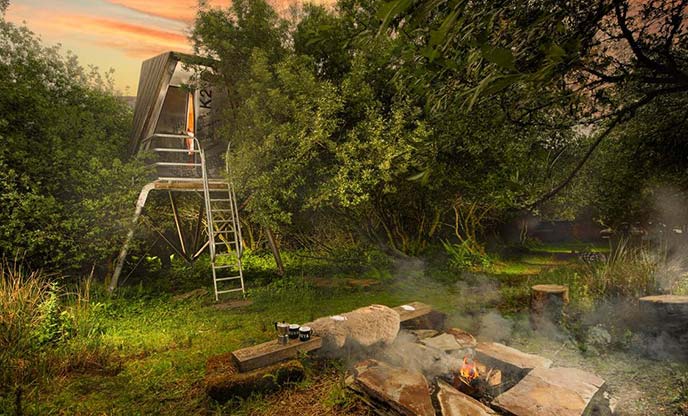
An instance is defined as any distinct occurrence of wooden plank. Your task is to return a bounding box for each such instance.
[231,336,322,373]
[393,301,433,322]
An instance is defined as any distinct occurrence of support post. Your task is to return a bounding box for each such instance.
[109,182,156,292]
[266,228,285,276]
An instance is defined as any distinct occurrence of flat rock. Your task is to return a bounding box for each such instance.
[492,367,607,416]
[408,329,439,340]
[421,333,469,353]
[436,379,498,416]
[475,342,552,379]
[349,359,435,416]
[446,328,477,348]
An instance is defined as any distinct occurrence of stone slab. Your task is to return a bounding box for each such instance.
[408,329,439,340]
[492,366,607,416]
[205,353,304,402]
[421,333,469,353]
[475,342,552,379]
[446,328,478,348]
[436,379,498,416]
[349,359,435,416]
[231,336,321,372]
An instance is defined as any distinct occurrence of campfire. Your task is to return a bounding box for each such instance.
[450,355,503,400]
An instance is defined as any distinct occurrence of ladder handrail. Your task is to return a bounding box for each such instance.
[139,132,245,300]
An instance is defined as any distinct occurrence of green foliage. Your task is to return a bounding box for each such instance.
[442,240,492,271]
[0,17,148,274]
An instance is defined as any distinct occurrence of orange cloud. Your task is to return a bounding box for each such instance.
[107,0,231,23]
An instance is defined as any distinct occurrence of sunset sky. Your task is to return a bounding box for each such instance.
[5,0,326,94]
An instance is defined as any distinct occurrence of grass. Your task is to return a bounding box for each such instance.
[2,241,687,415]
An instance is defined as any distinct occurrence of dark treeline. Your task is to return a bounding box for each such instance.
[1,0,686,276]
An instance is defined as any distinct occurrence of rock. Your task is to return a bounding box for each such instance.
[205,353,304,402]
[408,329,439,340]
[586,324,612,350]
[436,379,498,416]
[446,328,478,348]
[421,333,470,353]
[475,342,552,383]
[305,304,400,351]
[172,288,208,301]
[492,367,609,416]
[372,335,448,377]
[348,359,435,416]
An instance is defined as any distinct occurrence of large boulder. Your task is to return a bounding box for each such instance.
[305,304,400,352]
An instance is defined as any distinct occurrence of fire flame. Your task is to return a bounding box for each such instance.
[460,356,479,382]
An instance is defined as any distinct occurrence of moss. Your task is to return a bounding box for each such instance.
[205,355,305,402]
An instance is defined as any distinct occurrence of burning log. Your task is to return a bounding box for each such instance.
[531,284,569,327]
[451,356,503,400]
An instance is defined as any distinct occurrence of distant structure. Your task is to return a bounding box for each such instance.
[110,51,246,301]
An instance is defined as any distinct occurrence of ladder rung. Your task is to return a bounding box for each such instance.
[154,162,201,167]
[152,148,200,153]
[210,199,232,202]
[212,209,233,212]
[213,264,236,269]
[149,133,194,139]
[157,177,203,182]
[215,276,242,282]
[214,229,235,233]
[216,288,244,294]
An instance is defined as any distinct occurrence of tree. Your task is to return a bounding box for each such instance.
[377,0,688,208]
[0,18,148,275]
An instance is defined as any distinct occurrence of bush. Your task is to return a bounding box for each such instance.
[0,262,116,414]
[442,240,493,271]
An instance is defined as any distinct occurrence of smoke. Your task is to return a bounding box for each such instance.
[477,310,513,342]
[648,186,688,293]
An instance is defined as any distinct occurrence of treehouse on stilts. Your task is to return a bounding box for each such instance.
[109,51,247,300]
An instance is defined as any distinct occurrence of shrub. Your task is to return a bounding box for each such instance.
[582,239,660,299]
[0,262,116,415]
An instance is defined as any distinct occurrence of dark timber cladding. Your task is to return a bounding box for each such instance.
[128,51,216,156]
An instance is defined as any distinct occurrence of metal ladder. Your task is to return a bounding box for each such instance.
[147,133,246,300]
[201,177,246,301]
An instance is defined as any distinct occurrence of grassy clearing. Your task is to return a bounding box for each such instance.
[2,242,687,415]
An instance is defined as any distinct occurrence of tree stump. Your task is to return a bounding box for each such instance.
[638,295,688,339]
[531,284,569,327]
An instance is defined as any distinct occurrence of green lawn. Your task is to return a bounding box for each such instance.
[11,246,688,415]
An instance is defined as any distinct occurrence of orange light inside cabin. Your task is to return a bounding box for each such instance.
[185,92,195,156]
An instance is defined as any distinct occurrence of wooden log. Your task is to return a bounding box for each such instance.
[231,336,322,373]
[638,295,688,337]
[394,302,447,330]
[205,353,304,402]
[531,284,569,326]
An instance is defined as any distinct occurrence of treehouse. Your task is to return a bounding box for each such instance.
[110,51,245,300]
